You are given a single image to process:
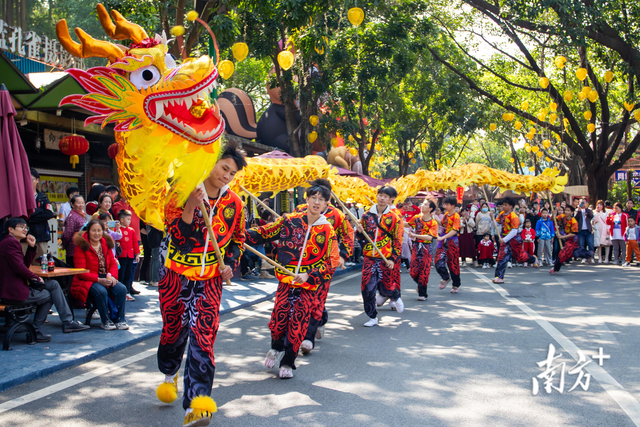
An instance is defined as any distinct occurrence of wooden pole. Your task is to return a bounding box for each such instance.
[547,191,563,249]
[240,185,280,219]
[243,243,295,277]
[199,202,232,286]
[331,190,392,267]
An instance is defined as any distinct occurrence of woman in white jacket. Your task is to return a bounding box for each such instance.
[592,200,611,263]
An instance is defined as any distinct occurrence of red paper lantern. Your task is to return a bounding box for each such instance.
[59,135,89,169]
[455,186,464,204]
[108,143,119,160]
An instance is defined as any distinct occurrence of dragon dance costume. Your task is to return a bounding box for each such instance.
[358,205,403,319]
[157,185,245,409]
[294,204,354,347]
[247,211,339,370]
[552,214,593,272]
[435,212,462,289]
[408,214,439,298]
[494,210,537,280]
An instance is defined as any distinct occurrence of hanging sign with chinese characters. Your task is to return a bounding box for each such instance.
[0,20,84,69]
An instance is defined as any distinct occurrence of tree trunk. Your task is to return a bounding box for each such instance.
[20,0,26,30]
[586,168,609,205]
[6,0,13,27]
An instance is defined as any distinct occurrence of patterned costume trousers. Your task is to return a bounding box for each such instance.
[361,256,401,319]
[494,235,536,279]
[553,237,594,272]
[305,278,331,345]
[410,243,433,297]
[157,269,222,410]
[269,283,315,368]
[435,238,461,288]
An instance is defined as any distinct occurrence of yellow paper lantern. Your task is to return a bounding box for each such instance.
[489,123,497,131]
[277,51,294,70]
[624,101,635,112]
[307,131,318,143]
[543,139,551,149]
[549,102,558,112]
[309,115,319,126]
[420,143,427,150]
[514,121,522,130]
[549,113,558,123]
[537,112,546,121]
[546,156,551,162]
[349,147,358,156]
[587,123,596,133]
[521,101,530,111]
[348,7,364,27]
[375,143,381,151]
[581,86,591,94]
[509,158,515,163]
[554,56,567,68]
[521,162,526,168]
[435,159,440,164]
[563,90,574,102]
[554,133,561,141]
[336,130,343,139]
[408,152,414,159]
[634,110,640,122]
[218,60,235,79]
[531,146,539,153]
[524,143,530,149]
[537,151,543,158]
[529,166,535,172]
[525,133,534,140]
[186,10,199,21]
[604,71,614,83]
[530,127,537,135]
[578,91,587,101]
[583,111,592,120]
[170,26,185,37]
[587,90,598,103]
[232,42,249,62]
[538,77,549,89]
[411,158,417,164]
[576,67,588,81]
[502,112,511,121]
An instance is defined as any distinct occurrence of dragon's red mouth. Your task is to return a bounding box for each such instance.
[143,69,224,145]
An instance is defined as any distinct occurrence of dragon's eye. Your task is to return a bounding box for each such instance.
[130,65,161,89]
[165,53,177,70]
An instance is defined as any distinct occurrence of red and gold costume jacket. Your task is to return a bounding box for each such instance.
[164,185,245,281]
[247,211,339,290]
[295,203,354,260]
[357,205,403,259]
[497,211,519,237]
[408,214,439,241]
[557,214,578,236]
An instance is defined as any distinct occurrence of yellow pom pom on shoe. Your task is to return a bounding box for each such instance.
[156,374,178,404]
[190,395,217,416]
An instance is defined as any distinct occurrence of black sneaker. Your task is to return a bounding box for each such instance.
[130,287,141,295]
[63,321,91,333]
[35,331,51,342]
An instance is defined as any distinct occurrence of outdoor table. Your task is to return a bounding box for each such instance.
[29,266,89,278]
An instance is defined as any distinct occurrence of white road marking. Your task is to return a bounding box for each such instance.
[331,272,362,286]
[0,301,274,414]
[593,316,619,345]
[554,276,572,288]
[468,268,640,426]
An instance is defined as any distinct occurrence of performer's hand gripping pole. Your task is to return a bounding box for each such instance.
[199,202,232,286]
[331,190,393,268]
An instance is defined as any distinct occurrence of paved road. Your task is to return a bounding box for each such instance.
[1,264,639,427]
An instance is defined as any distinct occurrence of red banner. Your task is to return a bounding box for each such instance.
[456,186,464,204]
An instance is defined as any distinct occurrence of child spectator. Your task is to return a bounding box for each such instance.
[623,217,640,267]
[117,210,140,300]
[477,234,495,269]
[535,208,554,266]
[98,212,122,262]
[521,219,536,267]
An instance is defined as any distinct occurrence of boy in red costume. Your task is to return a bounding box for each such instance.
[155,144,247,427]
[293,187,354,355]
[493,197,538,283]
[407,200,438,300]
[521,219,536,267]
[356,186,403,327]
[248,179,340,379]
[549,206,593,274]
[435,196,462,293]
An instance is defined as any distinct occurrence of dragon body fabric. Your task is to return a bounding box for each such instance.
[57,5,224,230]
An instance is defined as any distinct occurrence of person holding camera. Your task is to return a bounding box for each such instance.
[0,217,89,342]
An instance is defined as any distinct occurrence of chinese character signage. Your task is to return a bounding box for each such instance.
[40,175,79,203]
[44,129,74,150]
[0,20,84,69]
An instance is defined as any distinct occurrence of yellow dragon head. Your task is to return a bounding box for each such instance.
[57,4,225,229]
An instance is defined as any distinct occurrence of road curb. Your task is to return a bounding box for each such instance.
[0,263,362,392]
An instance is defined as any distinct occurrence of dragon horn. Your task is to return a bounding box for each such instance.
[97,3,149,43]
[56,19,125,62]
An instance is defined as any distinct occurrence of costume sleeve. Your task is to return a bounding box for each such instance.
[356,215,369,241]
[570,219,579,233]
[305,227,338,289]
[503,229,518,243]
[223,200,246,272]
[393,215,403,257]
[335,214,354,259]
[167,204,198,249]
[407,215,417,227]
[246,215,285,246]
[510,213,520,231]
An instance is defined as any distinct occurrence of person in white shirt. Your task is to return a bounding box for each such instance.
[58,186,80,226]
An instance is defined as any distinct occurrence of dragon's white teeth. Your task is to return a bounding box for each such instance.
[185,97,194,109]
[154,102,163,120]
